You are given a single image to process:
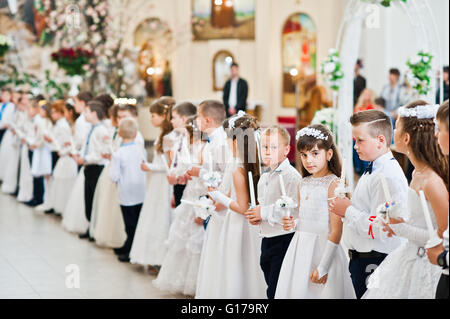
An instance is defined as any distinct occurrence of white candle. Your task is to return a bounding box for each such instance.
[341,157,346,186]
[419,190,436,239]
[208,152,213,173]
[379,173,392,203]
[279,175,287,197]
[248,171,256,207]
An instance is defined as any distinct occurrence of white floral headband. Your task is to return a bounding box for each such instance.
[229,110,247,129]
[398,104,440,119]
[296,127,328,141]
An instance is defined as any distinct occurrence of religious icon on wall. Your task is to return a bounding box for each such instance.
[192,0,255,41]
[134,17,173,99]
[282,13,317,108]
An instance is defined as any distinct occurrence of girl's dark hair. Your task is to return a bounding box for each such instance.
[173,102,197,118]
[65,103,79,123]
[223,114,261,202]
[296,124,342,179]
[87,100,106,121]
[150,97,175,154]
[400,100,449,192]
[76,91,93,104]
[437,100,449,131]
[94,94,114,118]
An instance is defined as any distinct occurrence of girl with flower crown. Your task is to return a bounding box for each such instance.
[207,112,267,298]
[363,101,449,299]
[153,116,208,296]
[275,124,355,299]
[129,97,177,266]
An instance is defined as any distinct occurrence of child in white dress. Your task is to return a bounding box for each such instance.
[45,101,78,215]
[276,124,355,299]
[2,93,27,194]
[130,97,177,266]
[17,96,34,203]
[208,113,267,299]
[363,101,448,299]
[154,117,207,296]
[0,93,17,183]
[91,104,145,249]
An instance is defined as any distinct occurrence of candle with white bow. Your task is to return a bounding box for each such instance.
[248,171,256,207]
[279,175,287,197]
[340,158,346,188]
[419,190,443,248]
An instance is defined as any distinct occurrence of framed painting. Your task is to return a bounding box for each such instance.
[192,0,255,41]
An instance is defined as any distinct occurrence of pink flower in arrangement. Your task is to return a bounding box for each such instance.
[90,25,97,31]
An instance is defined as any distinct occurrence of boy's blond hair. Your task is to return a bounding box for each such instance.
[261,125,291,146]
[118,117,139,139]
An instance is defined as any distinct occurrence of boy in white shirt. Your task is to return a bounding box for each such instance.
[245,125,302,299]
[330,110,408,298]
[76,100,112,240]
[110,117,147,262]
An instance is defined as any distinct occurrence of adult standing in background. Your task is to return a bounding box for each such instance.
[354,59,367,107]
[380,68,402,115]
[436,66,449,104]
[223,63,248,118]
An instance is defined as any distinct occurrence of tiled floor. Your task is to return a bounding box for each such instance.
[0,191,188,299]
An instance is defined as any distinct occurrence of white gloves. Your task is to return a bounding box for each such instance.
[317,241,339,279]
[208,190,234,209]
[389,223,430,246]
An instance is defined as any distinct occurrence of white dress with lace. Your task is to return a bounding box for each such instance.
[62,167,89,234]
[363,188,442,299]
[275,175,355,299]
[130,133,175,266]
[213,161,267,299]
[153,142,207,296]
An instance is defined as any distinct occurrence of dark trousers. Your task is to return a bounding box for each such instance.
[32,176,45,205]
[436,274,449,299]
[51,152,59,171]
[349,253,387,299]
[120,204,143,255]
[14,147,22,195]
[260,232,295,299]
[0,129,5,144]
[83,165,104,224]
[173,184,186,207]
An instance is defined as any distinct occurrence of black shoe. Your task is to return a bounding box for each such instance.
[118,254,130,263]
[114,248,126,256]
[88,236,95,242]
[79,232,90,239]
[44,209,55,215]
[24,200,42,207]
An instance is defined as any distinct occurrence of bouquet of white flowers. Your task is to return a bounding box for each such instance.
[406,51,433,96]
[275,195,298,219]
[202,171,222,188]
[321,48,344,91]
[0,35,13,57]
[182,196,216,220]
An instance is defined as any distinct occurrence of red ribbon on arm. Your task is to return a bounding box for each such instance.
[368,216,376,240]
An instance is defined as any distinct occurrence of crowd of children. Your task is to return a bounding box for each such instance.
[0,85,448,299]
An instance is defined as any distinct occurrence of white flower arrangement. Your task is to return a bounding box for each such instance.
[375,200,402,223]
[202,171,222,188]
[406,51,433,96]
[0,35,13,57]
[296,127,329,141]
[183,197,216,220]
[321,49,344,91]
[398,104,440,119]
[311,107,336,133]
[276,195,297,209]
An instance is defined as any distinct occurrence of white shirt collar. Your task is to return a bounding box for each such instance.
[209,126,226,143]
[373,151,395,171]
[273,158,291,173]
